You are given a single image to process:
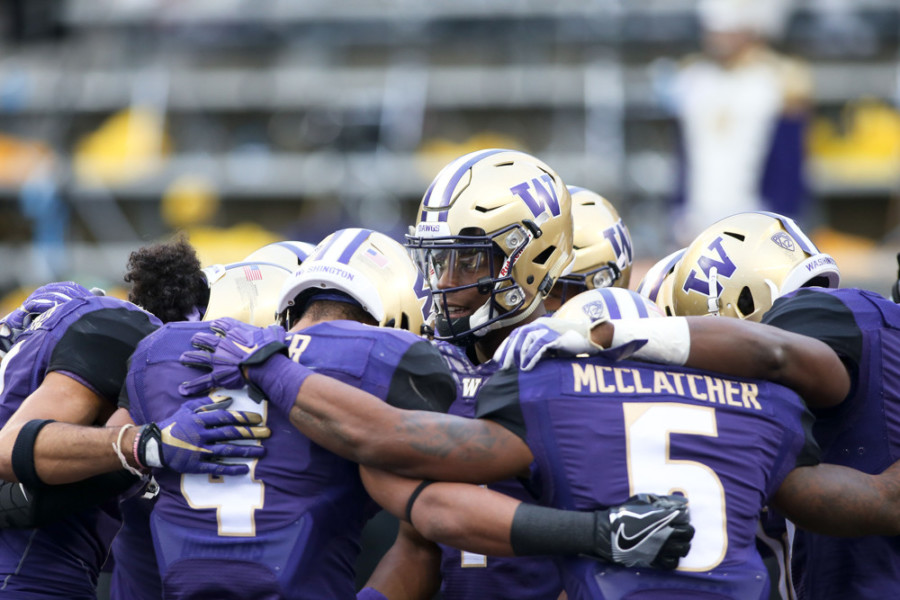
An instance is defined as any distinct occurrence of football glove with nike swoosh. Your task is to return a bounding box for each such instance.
[135,396,271,477]
[592,493,693,569]
[178,318,288,396]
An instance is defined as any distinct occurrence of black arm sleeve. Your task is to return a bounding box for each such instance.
[0,471,140,529]
[48,308,158,403]
[385,341,457,413]
[475,367,527,442]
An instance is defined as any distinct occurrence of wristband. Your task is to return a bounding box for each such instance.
[611,317,690,366]
[112,424,145,477]
[510,503,598,557]
[246,354,313,416]
[11,419,56,490]
[132,426,146,471]
[404,479,435,525]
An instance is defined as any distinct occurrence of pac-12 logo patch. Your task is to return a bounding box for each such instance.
[771,232,795,252]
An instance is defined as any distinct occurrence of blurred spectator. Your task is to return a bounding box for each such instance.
[669,0,810,247]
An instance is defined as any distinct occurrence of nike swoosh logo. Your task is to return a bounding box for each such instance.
[613,509,680,552]
[161,424,212,454]
[233,342,259,354]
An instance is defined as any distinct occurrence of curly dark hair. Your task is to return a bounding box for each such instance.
[124,235,209,323]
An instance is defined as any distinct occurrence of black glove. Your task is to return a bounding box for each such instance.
[591,493,693,569]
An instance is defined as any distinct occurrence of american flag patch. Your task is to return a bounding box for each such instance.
[244,265,263,281]
[365,248,388,268]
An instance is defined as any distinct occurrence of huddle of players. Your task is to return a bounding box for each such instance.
[0,147,897,600]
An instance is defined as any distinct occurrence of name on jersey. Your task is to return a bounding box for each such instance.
[571,363,761,411]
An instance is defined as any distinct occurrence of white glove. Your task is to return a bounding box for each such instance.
[495,316,602,371]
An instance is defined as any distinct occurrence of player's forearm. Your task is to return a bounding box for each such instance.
[29,423,138,485]
[364,521,441,600]
[283,370,530,482]
[774,462,900,536]
[594,317,849,408]
[361,466,518,556]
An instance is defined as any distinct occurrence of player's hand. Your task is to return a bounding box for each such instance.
[0,281,95,355]
[178,318,288,396]
[494,317,599,371]
[590,493,693,570]
[135,396,270,477]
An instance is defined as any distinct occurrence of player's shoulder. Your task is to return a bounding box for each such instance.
[768,287,894,326]
[301,319,423,349]
[132,320,205,364]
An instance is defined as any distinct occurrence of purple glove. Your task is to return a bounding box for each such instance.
[135,396,270,477]
[178,318,289,397]
[0,281,95,354]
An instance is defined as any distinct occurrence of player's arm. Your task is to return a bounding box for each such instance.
[0,372,116,483]
[361,520,441,600]
[360,466,693,569]
[773,460,900,537]
[591,316,850,408]
[283,368,532,482]
[181,318,533,482]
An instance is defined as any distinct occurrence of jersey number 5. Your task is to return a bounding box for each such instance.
[624,402,727,571]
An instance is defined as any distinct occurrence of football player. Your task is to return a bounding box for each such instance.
[400,148,575,598]
[668,212,897,600]
[109,240,315,600]
[522,210,897,600]
[0,237,300,599]
[545,186,634,312]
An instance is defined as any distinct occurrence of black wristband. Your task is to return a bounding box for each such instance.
[404,479,435,525]
[11,419,56,490]
[510,503,605,558]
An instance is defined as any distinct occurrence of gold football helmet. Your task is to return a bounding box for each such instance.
[243,240,317,272]
[555,287,664,326]
[277,228,430,334]
[406,148,574,345]
[201,261,293,326]
[636,248,687,317]
[548,186,633,310]
[671,211,840,321]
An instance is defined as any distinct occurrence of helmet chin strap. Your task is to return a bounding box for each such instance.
[706,267,720,316]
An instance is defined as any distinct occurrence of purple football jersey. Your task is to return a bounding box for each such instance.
[433,340,565,600]
[125,320,454,600]
[764,288,900,600]
[477,356,818,600]
[108,492,162,600]
[0,296,159,599]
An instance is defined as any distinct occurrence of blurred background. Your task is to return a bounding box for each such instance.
[1,0,899,311]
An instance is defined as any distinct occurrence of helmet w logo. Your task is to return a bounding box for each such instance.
[603,220,633,266]
[681,236,738,297]
[412,271,433,322]
[511,175,562,219]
